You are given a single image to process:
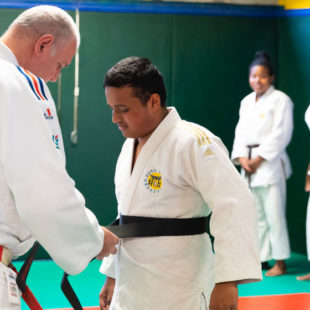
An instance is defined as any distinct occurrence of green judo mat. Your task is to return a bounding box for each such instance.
[14,252,310,309]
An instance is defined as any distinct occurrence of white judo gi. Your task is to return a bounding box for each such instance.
[305,105,310,260]
[100,107,261,310]
[231,85,293,262]
[0,42,104,308]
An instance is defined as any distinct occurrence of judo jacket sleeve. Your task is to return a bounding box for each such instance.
[186,132,261,284]
[306,105,310,131]
[256,96,293,162]
[0,66,104,275]
[231,99,250,163]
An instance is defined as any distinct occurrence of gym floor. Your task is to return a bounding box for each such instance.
[16,252,310,309]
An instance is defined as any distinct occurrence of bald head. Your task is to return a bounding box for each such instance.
[7,5,80,54]
[1,5,79,82]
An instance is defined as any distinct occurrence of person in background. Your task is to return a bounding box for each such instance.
[99,56,261,310]
[231,50,293,276]
[0,6,118,308]
[297,104,310,281]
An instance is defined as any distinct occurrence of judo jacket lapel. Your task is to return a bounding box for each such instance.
[119,108,181,215]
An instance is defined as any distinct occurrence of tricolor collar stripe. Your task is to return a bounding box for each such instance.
[24,69,45,101]
[16,65,46,101]
[37,76,48,100]
[16,65,40,100]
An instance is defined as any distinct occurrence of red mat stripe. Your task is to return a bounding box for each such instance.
[49,293,310,310]
[239,293,310,310]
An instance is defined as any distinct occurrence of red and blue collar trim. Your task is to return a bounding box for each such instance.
[16,65,48,101]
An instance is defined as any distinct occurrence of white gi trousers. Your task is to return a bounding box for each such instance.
[0,263,21,310]
[306,195,310,261]
[250,171,290,262]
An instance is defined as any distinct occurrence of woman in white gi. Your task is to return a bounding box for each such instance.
[99,57,262,310]
[231,51,293,276]
[297,105,310,281]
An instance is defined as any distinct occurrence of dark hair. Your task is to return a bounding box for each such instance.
[103,57,167,107]
[249,51,274,76]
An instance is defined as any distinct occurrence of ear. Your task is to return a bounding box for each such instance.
[34,34,54,57]
[148,93,161,112]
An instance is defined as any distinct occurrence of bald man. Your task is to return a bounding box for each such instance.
[0,6,118,308]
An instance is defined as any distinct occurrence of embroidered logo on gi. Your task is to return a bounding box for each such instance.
[260,113,266,119]
[52,134,60,149]
[204,148,215,157]
[144,169,162,193]
[44,108,54,120]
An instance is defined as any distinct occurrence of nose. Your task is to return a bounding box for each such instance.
[50,68,62,83]
[50,74,59,83]
[254,76,261,83]
[112,110,121,124]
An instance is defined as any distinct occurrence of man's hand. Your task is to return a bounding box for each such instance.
[209,281,238,310]
[99,276,115,310]
[238,157,253,174]
[96,227,119,260]
[248,156,265,174]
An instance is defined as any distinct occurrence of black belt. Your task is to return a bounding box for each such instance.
[107,214,208,238]
[247,144,260,160]
[15,241,43,309]
[16,241,40,294]
[62,215,208,310]
[246,144,260,186]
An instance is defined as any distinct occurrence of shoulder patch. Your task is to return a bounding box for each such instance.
[16,65,48,101]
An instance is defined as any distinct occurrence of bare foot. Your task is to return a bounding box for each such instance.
[265,260,286,277]
[297,273,310,281]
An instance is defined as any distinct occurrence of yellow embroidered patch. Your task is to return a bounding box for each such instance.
[260,113,265,118]
[144,170,162,193]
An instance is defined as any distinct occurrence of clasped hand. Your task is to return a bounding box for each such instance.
[96,227,119,260]
[239,156,265,174]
